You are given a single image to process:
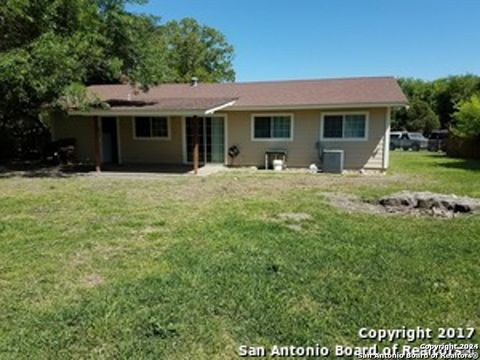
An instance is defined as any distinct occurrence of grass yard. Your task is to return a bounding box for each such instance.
[0,152,479,359]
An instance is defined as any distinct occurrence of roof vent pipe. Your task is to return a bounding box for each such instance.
[191,77,199,87]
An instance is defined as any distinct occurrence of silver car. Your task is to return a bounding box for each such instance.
[390,132,428,151]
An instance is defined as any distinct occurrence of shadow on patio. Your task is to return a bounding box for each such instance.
[100,164,194,175]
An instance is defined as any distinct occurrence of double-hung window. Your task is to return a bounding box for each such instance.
[322,113,368,140]
[133,117,169,139]
[252,114,293,140]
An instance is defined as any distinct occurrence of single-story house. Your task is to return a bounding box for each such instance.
[52,76,407,172]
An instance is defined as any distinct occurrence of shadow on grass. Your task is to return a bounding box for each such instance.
[0,163,192,178]
[436,157,480,172]
[430,154,480,171]
[414,153,480,172]
[0,163,92,178]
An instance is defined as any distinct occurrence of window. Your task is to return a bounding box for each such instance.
[133,117,169,139]
[322,113,367,140]
[252,115,293,140]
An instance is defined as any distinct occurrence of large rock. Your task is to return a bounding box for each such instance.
[379,191,416,208]
[379,191,480,214]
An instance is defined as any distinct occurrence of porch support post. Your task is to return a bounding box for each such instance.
[93,116,101,172]
[192,115,199,175]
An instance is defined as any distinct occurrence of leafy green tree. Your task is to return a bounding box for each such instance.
[406,100,440,134]
[397,78,436,106]
[394,75,480,131]
[0,1,236,158]
[432,75,480,128]
[160,18,235,83]
[453,94,480,137]
[392,99,439,134]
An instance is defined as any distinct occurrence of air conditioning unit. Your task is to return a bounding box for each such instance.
[322,149,344,173]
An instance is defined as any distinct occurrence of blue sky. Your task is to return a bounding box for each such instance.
[128,0,480,82]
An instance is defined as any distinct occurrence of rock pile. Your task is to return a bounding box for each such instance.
[379,191,480,217]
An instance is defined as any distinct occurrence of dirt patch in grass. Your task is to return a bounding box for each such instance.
[322,191,480,218]
[82,274,104,288]
[275,212,313,232]
[321,192,384,215]
[285,224,303,232]
[278,212,312,221]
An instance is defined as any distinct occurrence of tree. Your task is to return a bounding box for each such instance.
[392,99,439,134]
[433,75,480,128]
[406,100,440,134]
[453,94,480,137]
[397,78,436,107]
[394,75,480,131]
[0,1,235,158]
[160,18,235,83]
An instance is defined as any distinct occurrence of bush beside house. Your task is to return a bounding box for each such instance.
[448,94,480,159]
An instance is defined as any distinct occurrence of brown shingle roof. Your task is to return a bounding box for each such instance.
[88,77,406,112]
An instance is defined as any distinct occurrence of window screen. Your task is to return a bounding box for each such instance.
[254,117,271,138]
[134,117,169,138]
[135,117,151,138]
[344,114,366,138]
[253,115,292,139]
[323,115,343,138]
[323,114,367,139]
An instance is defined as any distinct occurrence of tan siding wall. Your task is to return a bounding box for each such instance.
[319,108,386,169]
[224,110,319,168]
[54,108,387,169]
[52,115,96,162]
[52,115,183,164]
[224,108,387,169]
[118,116,183,164]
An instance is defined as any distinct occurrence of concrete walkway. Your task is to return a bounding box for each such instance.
[88,164,228,178]
[188,164,228,176]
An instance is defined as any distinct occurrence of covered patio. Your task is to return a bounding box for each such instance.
[70,93,237,175]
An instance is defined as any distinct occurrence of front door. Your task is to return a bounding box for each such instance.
[185,117,225,164]
[101,117,118,164]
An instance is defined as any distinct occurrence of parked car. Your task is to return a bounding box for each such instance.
[390,131,428,151]
[427,130,448,152]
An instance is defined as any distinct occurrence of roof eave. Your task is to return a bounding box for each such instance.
[69,100,237,117]
[68,100,406,116]
[68,109,212,117]
[227,102,408,111]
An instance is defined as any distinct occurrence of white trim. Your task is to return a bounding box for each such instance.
[181,114,228,165]
[205,100,237,114]
[250,113,294,142]
[320,111,369,142]
[116,117,122,164]
[383,107,391,169]
[131,116,171,141]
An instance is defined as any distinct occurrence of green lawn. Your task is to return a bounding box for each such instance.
[0,152,479,359]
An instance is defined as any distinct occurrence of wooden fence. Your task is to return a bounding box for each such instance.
[446,134,480,159]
